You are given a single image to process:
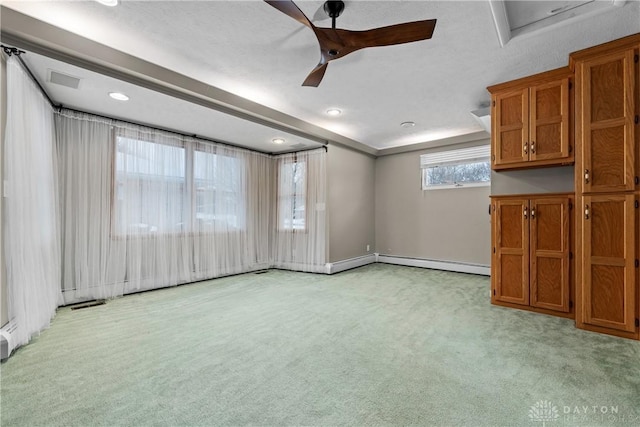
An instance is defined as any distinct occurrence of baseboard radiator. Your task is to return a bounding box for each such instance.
[376,254,490,276]
[1,319,18,360]
[325,253,490,276]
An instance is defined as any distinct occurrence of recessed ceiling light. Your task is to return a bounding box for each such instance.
[272,138,285,144]
[326,108,342,116]
[400,121,416,128]
[109,92,129,101]
[96,0,118,6]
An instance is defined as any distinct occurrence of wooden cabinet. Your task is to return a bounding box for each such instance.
[579,194,636,333]
[571,34,640,340]
[574,48,636,193]
[491,194,572,317]
[486,34,640,339]
[488,68,573,170]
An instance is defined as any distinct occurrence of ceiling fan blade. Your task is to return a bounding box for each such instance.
[302,62,328,87]
[264,0,315,29]
[341,19,437,48]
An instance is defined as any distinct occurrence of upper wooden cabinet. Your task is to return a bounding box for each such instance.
[488,68,573,171]
[573,47,637,194]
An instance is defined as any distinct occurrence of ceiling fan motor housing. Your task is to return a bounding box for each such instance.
[323,0,345,18]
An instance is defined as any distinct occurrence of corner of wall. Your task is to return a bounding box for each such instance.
[1,54,8,327]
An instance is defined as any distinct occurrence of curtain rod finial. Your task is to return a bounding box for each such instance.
[1,45,25,56]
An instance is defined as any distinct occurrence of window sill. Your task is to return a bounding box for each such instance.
[422,182,490,191]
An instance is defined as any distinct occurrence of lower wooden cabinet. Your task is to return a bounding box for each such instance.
[576,193,639,339]
[491,193,573,317]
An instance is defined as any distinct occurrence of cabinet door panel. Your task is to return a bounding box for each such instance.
[579,49,635,193]
[495,199,529,305]
[535,257,565,308]
[493,89,528,166]
[591,59,624,121]
[534,123,562,156]
[582,194,636,332]
[530,79,570,161]
[530,198,570,312]
[590,126,627,189]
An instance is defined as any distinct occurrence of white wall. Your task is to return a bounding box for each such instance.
[491,166,575,195]
[1,55,7,326]
[327,144,376,263]
[375,141,491,266]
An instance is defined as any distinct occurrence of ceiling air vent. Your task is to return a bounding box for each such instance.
[289,143,307,149]
[490,0,627,47]
[471,107,491,134]
[48,69,81,89]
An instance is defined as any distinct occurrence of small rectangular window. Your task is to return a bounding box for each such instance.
[420,145,491,190]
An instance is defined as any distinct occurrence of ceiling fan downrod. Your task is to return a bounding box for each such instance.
[323,0,345,29]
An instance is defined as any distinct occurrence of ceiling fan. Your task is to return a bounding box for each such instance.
[265,0,437,87]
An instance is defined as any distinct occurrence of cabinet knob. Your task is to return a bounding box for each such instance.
[531,208,536,219]
[523,142,528,155]
[524,206,528,218]
[584,204,590,220]
[530,141,535,154]
[584,169,590,184]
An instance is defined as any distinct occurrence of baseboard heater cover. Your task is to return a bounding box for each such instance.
[1,319,18,360]
[325,254,377,274]
[376,255,490,276]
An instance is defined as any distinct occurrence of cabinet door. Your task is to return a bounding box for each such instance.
[494,199,530,305]
[493,88,529,166]
[530,197,570,312]
[582,194,636,332]
[529,79,570,162]
[577,49,635,193]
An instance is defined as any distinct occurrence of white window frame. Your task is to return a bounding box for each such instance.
[420,145,491,190]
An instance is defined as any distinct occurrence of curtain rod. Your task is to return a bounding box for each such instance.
[2,44,58,109]
[57,107,326,157]
[58,106,272,156]
[3,45,328,157]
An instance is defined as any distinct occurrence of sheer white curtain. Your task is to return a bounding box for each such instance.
[272,149,326,273]
[3,56,61,353]
[56,110,271,303]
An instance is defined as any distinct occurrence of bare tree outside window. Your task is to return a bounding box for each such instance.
[420,145,491,189]
[424,161,491,187]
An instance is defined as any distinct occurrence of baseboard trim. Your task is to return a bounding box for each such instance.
[376,255,490,276]
[325,254,377,274]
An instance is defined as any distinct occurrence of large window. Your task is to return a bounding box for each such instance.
[278,159,306,230]
[114,135,244,235]
[420,145,491,190]
[193,149,244,231]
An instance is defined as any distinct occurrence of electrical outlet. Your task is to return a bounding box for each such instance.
[366,244,370,251]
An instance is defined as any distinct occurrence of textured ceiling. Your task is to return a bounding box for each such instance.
[3,1,640,153]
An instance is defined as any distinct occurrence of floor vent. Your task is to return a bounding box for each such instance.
[69,299,107,310]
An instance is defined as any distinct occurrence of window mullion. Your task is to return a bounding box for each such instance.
[186,141,195,233]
